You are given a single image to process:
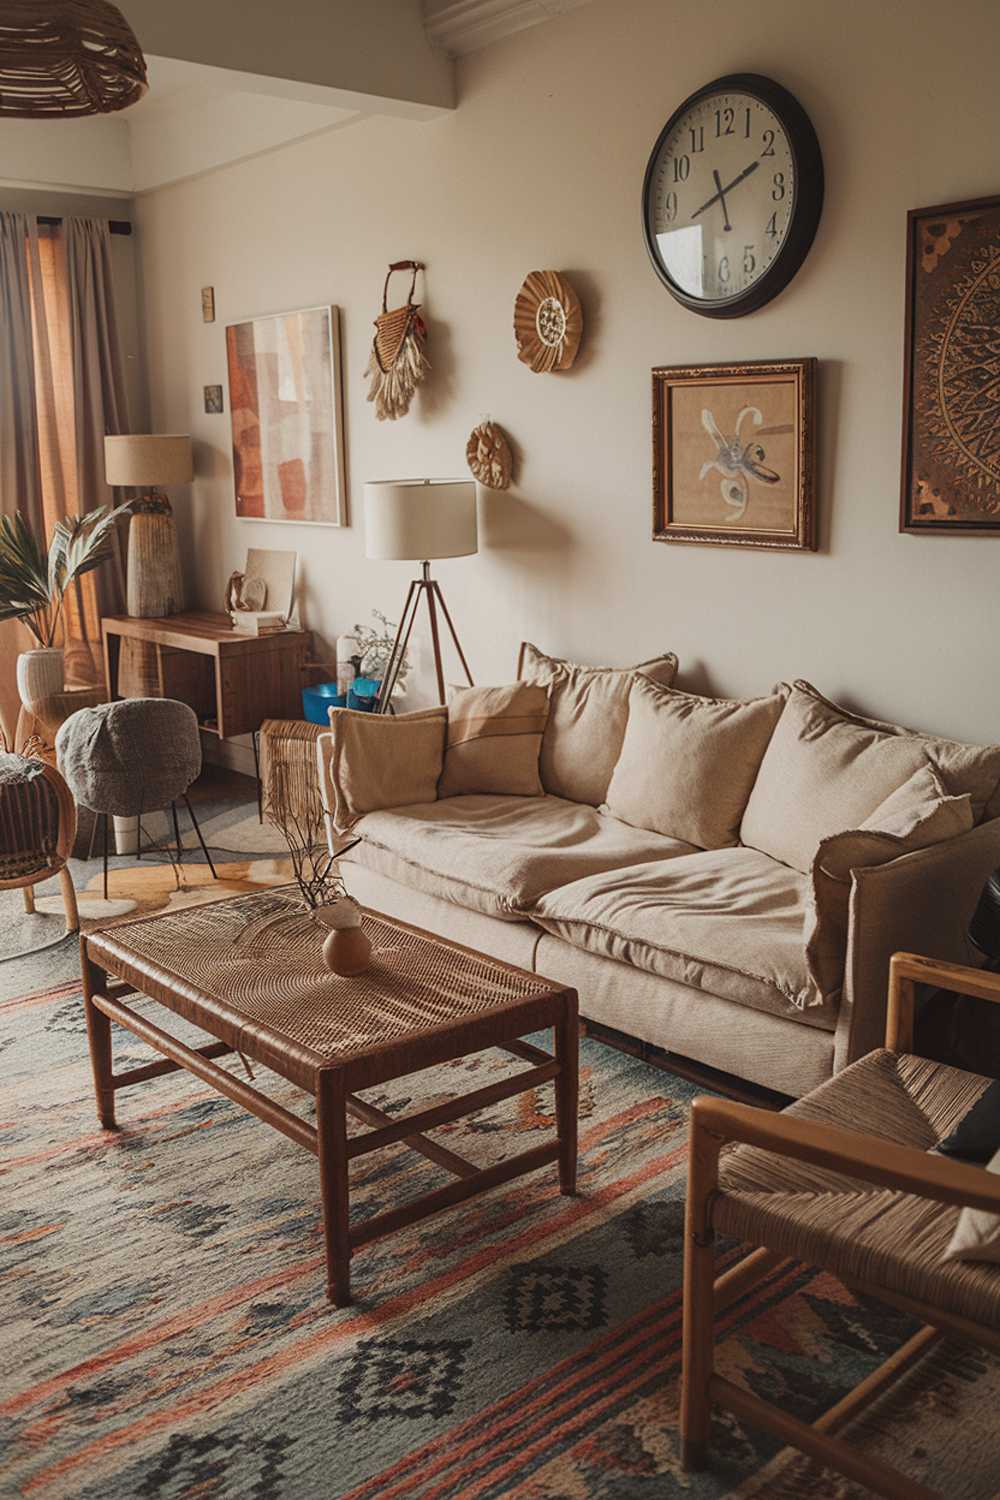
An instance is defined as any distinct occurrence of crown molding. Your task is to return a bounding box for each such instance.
[424,0,593,56]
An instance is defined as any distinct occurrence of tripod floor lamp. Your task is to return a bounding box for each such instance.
[364,479,478,712]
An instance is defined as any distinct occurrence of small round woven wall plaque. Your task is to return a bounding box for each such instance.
[513,270,583,374]
[466,421,513,490]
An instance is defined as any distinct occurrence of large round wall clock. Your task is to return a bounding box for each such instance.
[642,73,823,317]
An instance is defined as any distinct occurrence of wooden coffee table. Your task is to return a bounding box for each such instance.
[80,889,578,1305]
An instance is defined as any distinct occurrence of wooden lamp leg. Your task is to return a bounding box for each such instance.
[681,1104,722,1471]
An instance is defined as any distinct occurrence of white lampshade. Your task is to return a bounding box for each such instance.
[364,479,478,561]
[104,434,194,488]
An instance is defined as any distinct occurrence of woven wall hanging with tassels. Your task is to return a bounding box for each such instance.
[364,260,429,421]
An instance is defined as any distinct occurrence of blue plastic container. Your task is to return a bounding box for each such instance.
[301,682,347,724]
[348,676,381,712]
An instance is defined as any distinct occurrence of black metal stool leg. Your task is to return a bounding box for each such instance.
[251,729,263,824]
[171,802,183,867]
[183,794,218,879]
[102,812,109,901]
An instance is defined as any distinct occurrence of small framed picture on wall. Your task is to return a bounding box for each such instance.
[900,195,1000,534]
[652,358,817,550]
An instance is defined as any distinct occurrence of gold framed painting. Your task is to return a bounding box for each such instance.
[652,358,816,550]
[900,194,1000,534]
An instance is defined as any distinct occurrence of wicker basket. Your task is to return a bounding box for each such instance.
[0,0,147,119]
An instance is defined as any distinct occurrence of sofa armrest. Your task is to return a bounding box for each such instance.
[835,817,1000,1070]
[317,705,448,840]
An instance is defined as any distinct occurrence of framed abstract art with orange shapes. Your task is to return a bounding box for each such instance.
[900,195,1000,534]
[226,304,346,527]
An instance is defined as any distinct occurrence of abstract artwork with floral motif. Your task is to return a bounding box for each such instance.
[901,196,1000,533]
[652,359,816,550]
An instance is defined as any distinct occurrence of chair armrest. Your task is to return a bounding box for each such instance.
[692,1094,1000,1218]
[835,818,1000,1070]
[887,950,1000,1052]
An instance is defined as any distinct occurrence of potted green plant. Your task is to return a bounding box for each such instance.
[0,505,132,707]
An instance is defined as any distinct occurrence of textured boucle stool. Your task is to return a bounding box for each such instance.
[56,698,217,897]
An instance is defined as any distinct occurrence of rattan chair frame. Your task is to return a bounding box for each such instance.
[1,759,79,934]
[0,0,146,119]
[81,899,579,1306]
[680,951,1000,1500]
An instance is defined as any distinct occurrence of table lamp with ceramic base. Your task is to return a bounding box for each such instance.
[364,479,478,713]
[104,434,194,698]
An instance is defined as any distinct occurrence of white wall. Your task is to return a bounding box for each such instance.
[137,0,1000,744]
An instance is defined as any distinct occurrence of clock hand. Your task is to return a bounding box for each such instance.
[690,159,761,221]
[712,168,733,232]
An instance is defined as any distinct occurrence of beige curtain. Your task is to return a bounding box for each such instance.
[63,219,129,683]
[0,215,131,731]
[0,212,43,742]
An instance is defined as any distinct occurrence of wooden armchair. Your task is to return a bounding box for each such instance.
[681,952,1000,1500]
[0,750,79,934]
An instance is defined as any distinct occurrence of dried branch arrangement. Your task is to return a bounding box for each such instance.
[265,754,358,910]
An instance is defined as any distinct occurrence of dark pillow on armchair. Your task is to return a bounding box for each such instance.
[936,1080,1000,1163]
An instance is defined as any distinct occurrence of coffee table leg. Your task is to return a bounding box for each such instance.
[316,1068,351,1306]
[81,947,116,1130]
[554,992,579,1196]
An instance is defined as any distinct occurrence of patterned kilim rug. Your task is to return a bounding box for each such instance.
[3,784,999,1497]
[4,977,1000,1497]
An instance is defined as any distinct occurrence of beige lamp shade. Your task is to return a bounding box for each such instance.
[364,479,478,561]
[104,434,193,488]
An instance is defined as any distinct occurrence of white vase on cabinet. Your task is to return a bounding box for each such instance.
[16,647,65,709]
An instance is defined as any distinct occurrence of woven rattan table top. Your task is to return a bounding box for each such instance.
[85,888,565,1089]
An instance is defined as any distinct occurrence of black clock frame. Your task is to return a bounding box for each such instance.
[641,72,824,318]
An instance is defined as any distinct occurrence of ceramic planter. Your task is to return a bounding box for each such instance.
[313,896,373,976]
[16,647,65,709]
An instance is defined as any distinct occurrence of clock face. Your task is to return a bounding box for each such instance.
[642,75,823,317]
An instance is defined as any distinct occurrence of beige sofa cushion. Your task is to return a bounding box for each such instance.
[742,681,1000,872]
[318,707,446,832]
[805,765,974,1003]
[517,640,678,807]
[532,847,829,1023]
[603,677,788,848]
[354,793,696,921]
[438,682,549,798]
[740,685,934,872]
[796,680,1000,823]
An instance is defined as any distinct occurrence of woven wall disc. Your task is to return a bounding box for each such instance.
[513,270,583,374]
[466,421,513,490]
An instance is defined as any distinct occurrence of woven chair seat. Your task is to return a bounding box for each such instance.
[715,1048,1000,1329]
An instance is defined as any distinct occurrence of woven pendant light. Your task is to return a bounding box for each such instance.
[0,0,147,119]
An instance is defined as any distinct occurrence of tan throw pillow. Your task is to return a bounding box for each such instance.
[517,640,678,807]
[804,764,974,1002]
[603,677,789,848]
[438,682,549,798]
[791,681,1000,822]
[740,685,931,872]
[318,706,446,831]
[943,1145,1000,1265]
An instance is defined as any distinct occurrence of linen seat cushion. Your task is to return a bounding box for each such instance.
[714,1049,1000,1330]
[353,793,697,921]
[531,847,827,1023]
[517,641,678,807]
[741,681,1000,873]
[603,677,788,848]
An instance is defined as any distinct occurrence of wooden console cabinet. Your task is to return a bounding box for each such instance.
[101,612,310,741]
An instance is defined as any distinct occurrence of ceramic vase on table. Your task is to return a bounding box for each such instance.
[16,647,65,711]
[314,896,373,976]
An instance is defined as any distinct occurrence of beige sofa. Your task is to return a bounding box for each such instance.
[316,651,1000,1098]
